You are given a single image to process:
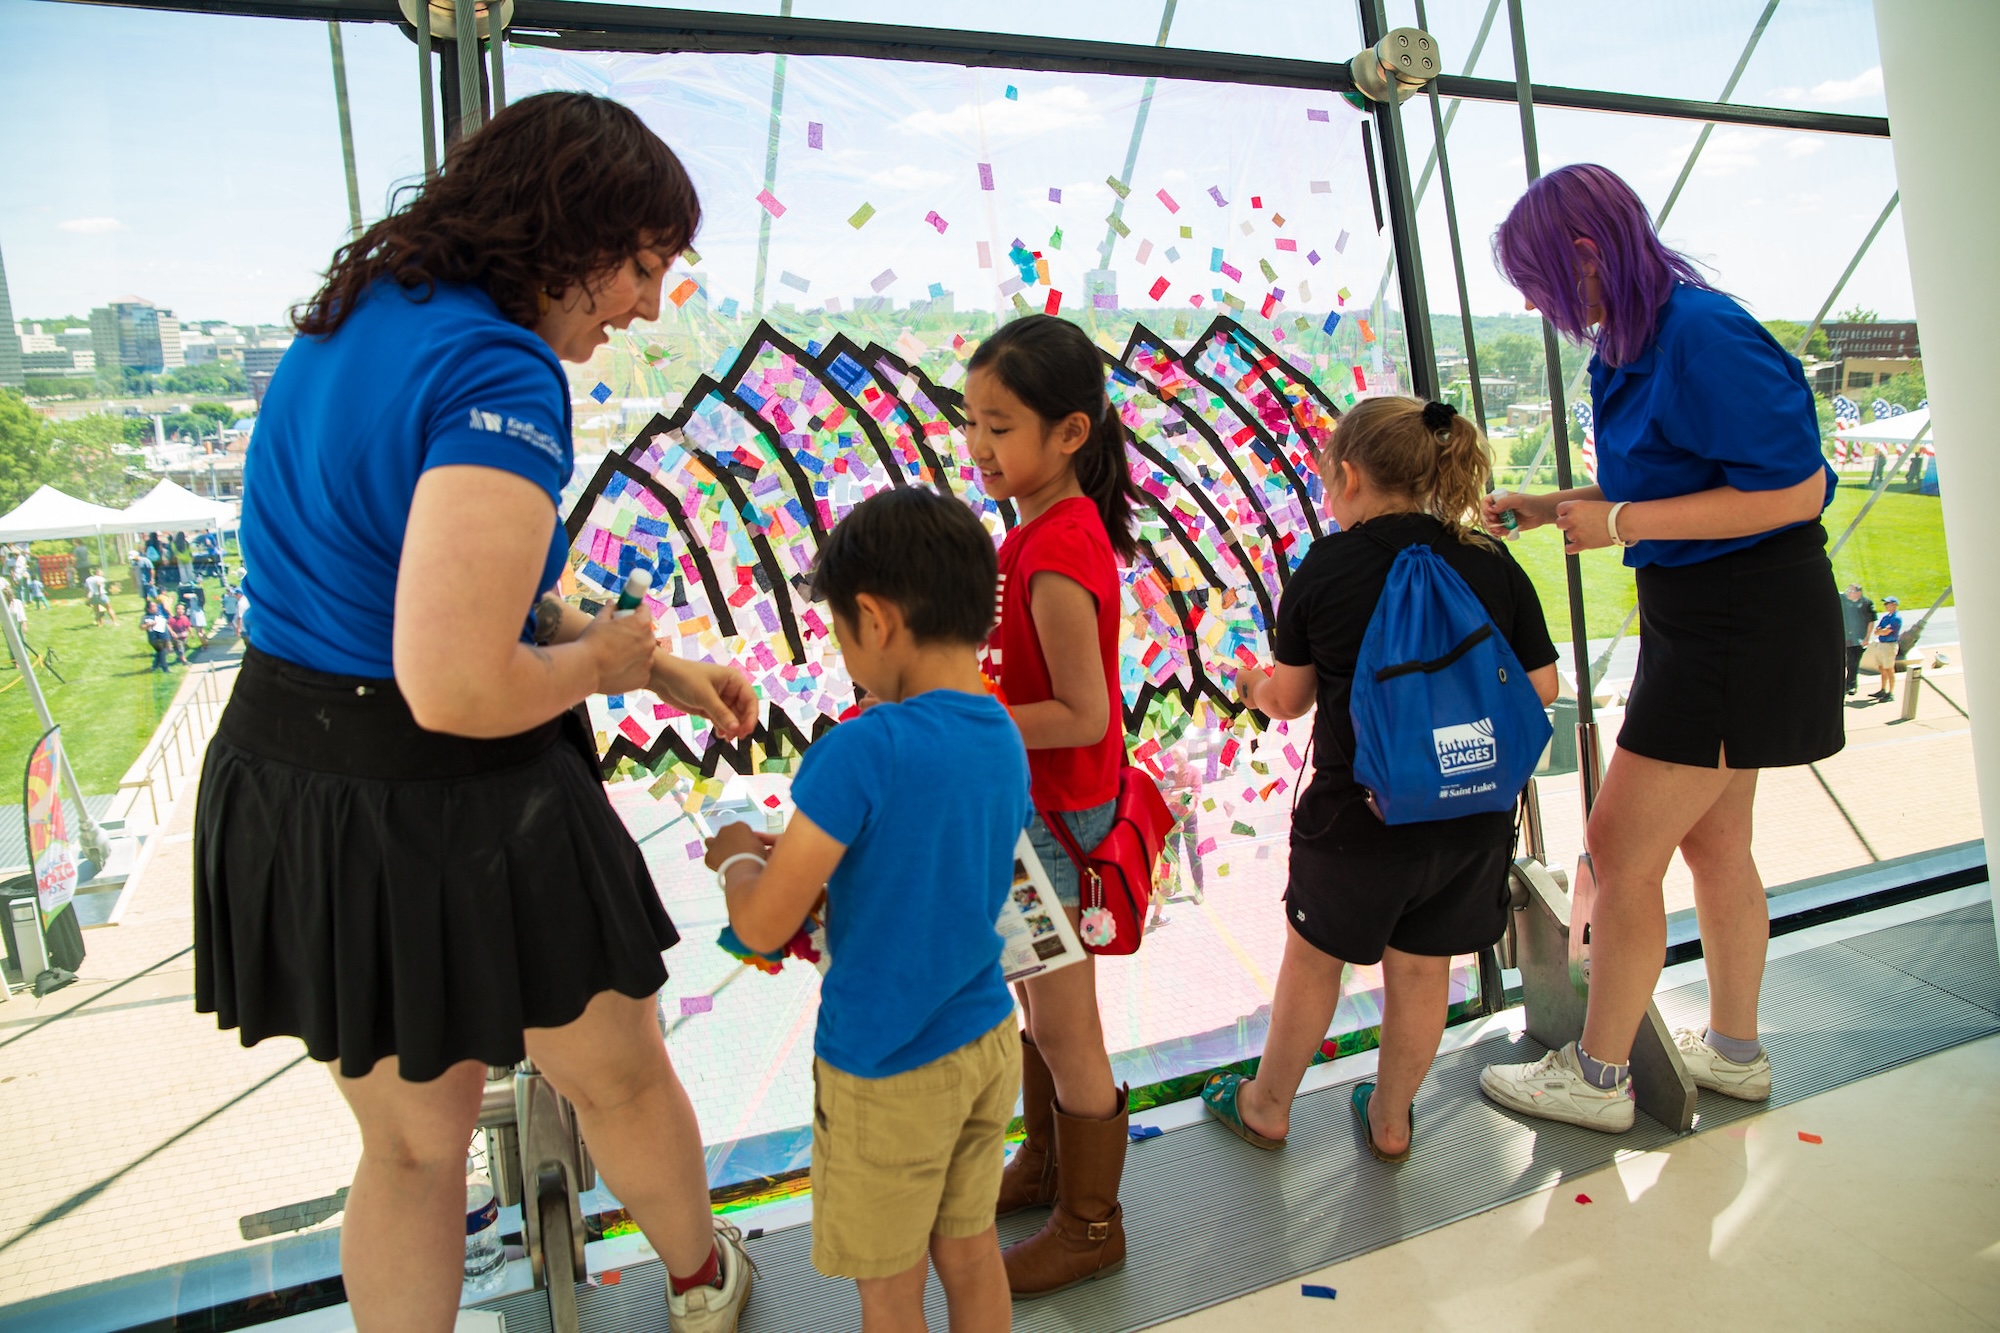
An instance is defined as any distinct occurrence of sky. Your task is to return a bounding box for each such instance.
[0,0,1912,330]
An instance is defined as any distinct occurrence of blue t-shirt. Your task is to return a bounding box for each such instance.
[1875,612,1903,644]
[790,689,1032,1079]
[1589,284,1835,569]
[240,281,572,677]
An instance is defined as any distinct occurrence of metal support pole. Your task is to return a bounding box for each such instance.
[1360,0,1438,400]
[417,15,437,177]
[455,0,483,138]
[1096,1,1178,273]
[490,17,507,112]
[749,0,794,318]
[1793,191,1901,358]
[1413,0,1485,428]
[328,23,365,240]
[1656,0,1781,227]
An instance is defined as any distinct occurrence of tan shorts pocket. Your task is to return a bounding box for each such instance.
[844,1058,966,1170]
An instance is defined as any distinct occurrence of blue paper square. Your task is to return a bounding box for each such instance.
[590,382,611,403]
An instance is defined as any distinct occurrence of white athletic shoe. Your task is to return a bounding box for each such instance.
[1480,1042,1636,1134]
[1675,1028,1772,1101]
[667,1219,755,1333]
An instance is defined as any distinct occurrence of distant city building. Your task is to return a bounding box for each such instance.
[19,330,59,354]
[89,297,184,373]
[181,337,219,365]
[0,243,22,388]
[241,345,288,376]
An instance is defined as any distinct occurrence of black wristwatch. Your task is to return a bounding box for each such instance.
[532,594,565,646]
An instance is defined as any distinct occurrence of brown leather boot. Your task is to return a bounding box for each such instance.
[1002,1088,1129,1297]
[996,1035,1057,1216]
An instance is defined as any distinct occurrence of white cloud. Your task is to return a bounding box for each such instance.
[865,163,951,192]
[58,217,126,235]
[899,85,1104,140]
[1784,138,1827,160]
[1770,66,1883,105]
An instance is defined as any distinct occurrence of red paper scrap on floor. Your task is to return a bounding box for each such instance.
[1575,1194,1592,1204]
[1798,1131,1823,1144]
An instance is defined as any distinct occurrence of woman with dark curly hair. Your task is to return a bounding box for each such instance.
[195,93,758,1332]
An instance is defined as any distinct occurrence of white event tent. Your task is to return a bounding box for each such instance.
[117,479,236,535]
[1834,406,1933,449]
[0,485,132,544]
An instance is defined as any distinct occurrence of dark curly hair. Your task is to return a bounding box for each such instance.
[293,91,700,336]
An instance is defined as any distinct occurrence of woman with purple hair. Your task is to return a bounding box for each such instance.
[1477,164,1843,1133]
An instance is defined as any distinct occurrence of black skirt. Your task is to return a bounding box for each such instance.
[194,648,677,1082]
[1619,523,1845,769]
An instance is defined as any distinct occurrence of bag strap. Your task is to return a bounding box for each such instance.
[1035,806,1093,873]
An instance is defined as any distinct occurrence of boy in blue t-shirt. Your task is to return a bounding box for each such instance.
[705,487,1030,1327]
[1864,595,1904,702]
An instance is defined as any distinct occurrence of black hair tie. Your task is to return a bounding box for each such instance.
[1421,400,1457,433]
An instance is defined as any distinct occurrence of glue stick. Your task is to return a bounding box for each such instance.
[615,568,652,616]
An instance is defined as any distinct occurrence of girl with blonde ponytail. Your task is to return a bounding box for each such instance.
[1205,396,1561,1164]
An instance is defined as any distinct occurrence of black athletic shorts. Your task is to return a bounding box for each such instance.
[1283,803,1513,964]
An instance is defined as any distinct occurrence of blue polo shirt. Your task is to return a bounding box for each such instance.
[1589,283,1835,569]
[789,690,1032,1079]
[240,280,572,677]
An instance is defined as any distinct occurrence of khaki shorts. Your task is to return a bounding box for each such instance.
[809,1016,1020,1279]
[1861,641,1899,672]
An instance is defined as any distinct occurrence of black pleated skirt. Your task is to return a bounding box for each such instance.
[1619,523,1846,770]
[194,648,676,1082]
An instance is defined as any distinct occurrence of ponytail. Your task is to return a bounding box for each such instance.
[1318,396,1495,543]
[967,314,1141,563]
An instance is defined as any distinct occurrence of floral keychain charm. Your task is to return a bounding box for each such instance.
[1079,905,1118,948]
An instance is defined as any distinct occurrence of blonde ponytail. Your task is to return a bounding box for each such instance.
[1318,396,1495,543]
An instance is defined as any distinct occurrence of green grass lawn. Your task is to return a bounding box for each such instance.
[1506,480,1956,640]
[0,587,201,797]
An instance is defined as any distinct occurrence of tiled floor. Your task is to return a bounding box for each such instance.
[1159,1031,2000,1331]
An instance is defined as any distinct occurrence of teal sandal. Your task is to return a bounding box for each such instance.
[1202,1072,1285,1150]
[1351,1082,1411,1164]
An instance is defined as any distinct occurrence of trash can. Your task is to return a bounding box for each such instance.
[0,872,84,979]
[1542,699,1579,775]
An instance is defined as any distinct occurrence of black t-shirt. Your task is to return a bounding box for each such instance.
[1273,513,1559,849]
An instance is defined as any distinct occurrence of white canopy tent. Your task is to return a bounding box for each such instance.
[0,485,132,543]
[116,479,236,535]
[1835,406,1933,447]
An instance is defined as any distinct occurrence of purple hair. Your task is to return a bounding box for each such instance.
[1491,163,1717,368]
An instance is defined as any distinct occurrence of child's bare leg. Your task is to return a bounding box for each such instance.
[931,1226,1010,1332]
[856,1254,932,1333]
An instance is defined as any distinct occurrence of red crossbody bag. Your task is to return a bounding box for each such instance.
[1037,765,1176,956]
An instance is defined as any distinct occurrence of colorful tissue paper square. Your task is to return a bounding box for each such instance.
[680,995,713,1015]
[590,383,612,403]
[978,162,995,191]
[1048,187,1062,203]
[1307,108,1330,122]
[755,188,786,217]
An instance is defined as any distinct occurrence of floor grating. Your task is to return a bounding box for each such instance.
[487,899,2000,1333]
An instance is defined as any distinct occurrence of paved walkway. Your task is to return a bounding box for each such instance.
[0,645,1982,1308]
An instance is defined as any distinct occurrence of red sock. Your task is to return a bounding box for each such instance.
[668,1245,720,1295]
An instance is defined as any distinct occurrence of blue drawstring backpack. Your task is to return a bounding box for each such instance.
[1350,539,1552,825]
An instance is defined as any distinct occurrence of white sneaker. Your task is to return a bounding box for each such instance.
[1480,1042,1636,1133]
[667,1219,755,1333]
[1675,1028,1772,1101]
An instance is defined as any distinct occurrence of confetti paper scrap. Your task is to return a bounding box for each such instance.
[1798,1132,1823,1144]
[1107,175,1131,199]
[977,240,992,268]
[1179,225,1193,238]
[680,995,713,1016]
[1128,1125,1163,1141]
[1050,226,1064,250]
[668,278,699,308]
[1005,84,1018,100]
[1307,107,1330,122]
[1276,238,1297,252]
[1323,310,1342,335]
[806,121,823,149]
[848,202,876,229]
[978,162,995,191]
[590,382,611,404]
[1358,318,1375,343]
[1106,212,1131,238]
[1049,186,1063,203]
[1157,188,1180,213]
[1307,249,1322,266]
[1045,289,1063,315]
[1310,180,1331,193]
[1208,185,1228,207]
[1302,1284,1336,1299]
[1251,195,1263,209]
[871,268,897,293]
[1148,276,1170,300]
[684,840,705,861]
[1336,229,1351,253]
[925,209,949,233]
[1164,246,1179,262]
[1575,1193,1592,1204]
[779,271,810,293]
[928,281,945,299]
[755,188,786,217]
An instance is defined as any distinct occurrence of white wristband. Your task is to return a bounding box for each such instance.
[714,852,767,889]
[1605,501,1636,548]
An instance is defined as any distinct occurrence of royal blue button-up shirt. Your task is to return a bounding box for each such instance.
[1588,283,1835,569]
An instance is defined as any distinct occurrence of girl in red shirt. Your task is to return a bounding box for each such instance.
[965,315,1141,1296]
